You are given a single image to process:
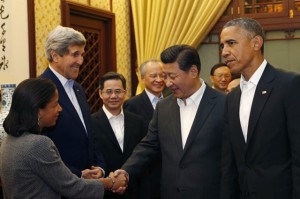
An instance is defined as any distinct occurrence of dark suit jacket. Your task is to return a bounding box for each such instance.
[91,108,147,199]
[220,64,300,199]
[122,86,226,199]
[123,90,162,199]
[123,90,154,126]
[40,67,105,177]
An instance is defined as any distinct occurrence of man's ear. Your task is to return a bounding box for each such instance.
[99,89,103,99]
[190,65,199,78]
[51,50,59,62]
[253,35,263,51]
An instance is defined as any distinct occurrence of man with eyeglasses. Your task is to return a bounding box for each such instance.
[114,45,226,199]
[91,72,147,199]
[210,63,232,93]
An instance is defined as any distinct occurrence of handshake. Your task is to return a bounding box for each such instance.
[103,170,129,194]
[82,167,129,194]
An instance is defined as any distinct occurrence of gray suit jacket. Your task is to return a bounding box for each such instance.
[0,133,104,199]
[122,86,225,199]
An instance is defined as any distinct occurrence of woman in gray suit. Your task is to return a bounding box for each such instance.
[0,78,126,198]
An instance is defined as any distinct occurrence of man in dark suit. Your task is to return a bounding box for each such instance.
[115,45,226,199]
[219,18,300,199]
[123,59,165,199]
[124,59,165,125]
[92,72,146,199]
[40,26,105,179]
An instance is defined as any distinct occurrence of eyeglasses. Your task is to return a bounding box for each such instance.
[102,89,125,96]
[213,74,231,80]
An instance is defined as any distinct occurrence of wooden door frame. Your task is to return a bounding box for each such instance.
[26,0,116,77]
[61,0,116,72]
[27,0,36,77]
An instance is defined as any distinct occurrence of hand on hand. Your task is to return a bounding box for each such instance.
[109,170,129,194]
[81,166,103,179]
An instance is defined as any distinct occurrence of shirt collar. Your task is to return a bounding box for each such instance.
[177,78,206,107]
[240,59,267,90]
[145,88,163,103]
[102,105,124,119]
[49,65,74,88]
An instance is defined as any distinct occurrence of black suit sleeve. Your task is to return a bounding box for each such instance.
[220,106,240,199]
[285,75,300,198]
[121,108,160,178]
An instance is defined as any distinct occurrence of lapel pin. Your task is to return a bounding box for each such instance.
[262,90,267,94]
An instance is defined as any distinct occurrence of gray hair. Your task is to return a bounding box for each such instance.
[45,26,86,62]
[140,59,162,78]
[223,18,265,41]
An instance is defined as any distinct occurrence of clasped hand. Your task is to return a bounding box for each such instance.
[81,166,104,179]
[81,167,128,194]
[107,171,128,194]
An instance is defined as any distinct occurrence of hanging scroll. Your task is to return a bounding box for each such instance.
[0,0,9,71]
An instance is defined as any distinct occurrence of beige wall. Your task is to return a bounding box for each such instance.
[0,0,29,85]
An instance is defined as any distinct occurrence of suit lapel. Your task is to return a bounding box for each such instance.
[166,96,184,154]
[44,68,85,131]
[183,86,215,154]
[141,91,154,119]
[123,112,131,153]
[97,109,123,152]
[246,64,274,146]
[229,87,247,152]
[73,83,90,132]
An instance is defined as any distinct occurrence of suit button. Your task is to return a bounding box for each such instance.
[179,165,186,169]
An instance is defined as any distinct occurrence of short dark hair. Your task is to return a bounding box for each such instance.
[210,63,228,75]
[3,78,57,137]
[99,72,126,90]
[223,18,265,52]
[160,44,201,74]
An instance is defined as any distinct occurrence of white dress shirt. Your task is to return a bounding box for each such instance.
[102,106,125,151]
[145,88,163,109]
[49,66,87,132]
[239,59,267,142]
[177,79,206,148]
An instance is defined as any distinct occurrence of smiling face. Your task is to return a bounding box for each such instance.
[142,62,165,97]
[51,45,85,80]
[220,26,263,80]
[163,62,199,99]
[38,90,62,128]
[100,79,126,115]
[210,66,232,92]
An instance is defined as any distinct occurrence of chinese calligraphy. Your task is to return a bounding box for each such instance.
[0,0,9,71]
